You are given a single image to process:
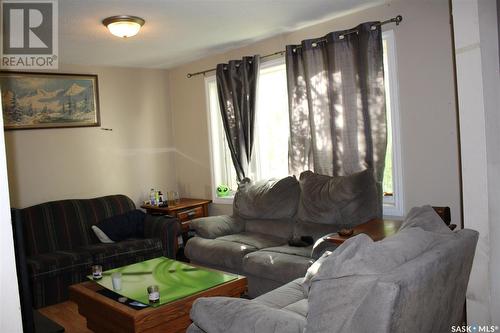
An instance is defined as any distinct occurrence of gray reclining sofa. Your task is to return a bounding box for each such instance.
[185,169,379,297]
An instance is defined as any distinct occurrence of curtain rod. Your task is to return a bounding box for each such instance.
[186,15,402,78]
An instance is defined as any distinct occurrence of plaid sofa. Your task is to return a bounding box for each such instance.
[11,194,180,308]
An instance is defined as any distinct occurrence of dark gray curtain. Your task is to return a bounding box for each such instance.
[216,55,260,181]
[286,22,387,209]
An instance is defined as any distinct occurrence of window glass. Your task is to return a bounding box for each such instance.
[207,35,402,215]
[206,59,289,201]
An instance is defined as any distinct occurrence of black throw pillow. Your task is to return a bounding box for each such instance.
[94,209,146,242]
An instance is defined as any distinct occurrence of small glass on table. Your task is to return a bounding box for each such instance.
[91,265,103,280]
[168,191,180,206]
[147,285,160,303]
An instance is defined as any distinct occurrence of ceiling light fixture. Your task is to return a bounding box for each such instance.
[102,15,145,38]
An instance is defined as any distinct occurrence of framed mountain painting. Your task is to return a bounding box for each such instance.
[0,72,100,130]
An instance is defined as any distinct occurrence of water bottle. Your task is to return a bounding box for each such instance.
[150,188,156,206]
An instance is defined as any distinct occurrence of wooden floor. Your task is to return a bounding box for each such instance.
[39,301,92,333]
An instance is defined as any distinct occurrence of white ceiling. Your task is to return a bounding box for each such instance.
[59,0,384,69]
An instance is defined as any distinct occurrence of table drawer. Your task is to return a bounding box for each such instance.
[177,206,204,222]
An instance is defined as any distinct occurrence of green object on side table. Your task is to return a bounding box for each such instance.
[87,257,237,307]
[216,184,230,197]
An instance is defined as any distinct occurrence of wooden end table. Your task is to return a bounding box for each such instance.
[141,198,211,233]
[325,207,454,245]
[325,218,403,245]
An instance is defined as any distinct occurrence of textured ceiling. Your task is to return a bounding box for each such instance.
[59,0,384,68]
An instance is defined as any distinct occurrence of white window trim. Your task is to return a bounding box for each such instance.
[205,74,234,204]
[205,57,287,204]
[382,30,405,217]
[259,56,285,69]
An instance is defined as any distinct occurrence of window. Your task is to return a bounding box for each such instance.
[205,58,289,203]
[206,31,403,215]
[382,30,404,216]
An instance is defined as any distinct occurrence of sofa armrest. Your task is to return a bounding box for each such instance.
[311,233,340,260]
[190,215,244,239]
[190,297,306,333]
[143,214,180,258]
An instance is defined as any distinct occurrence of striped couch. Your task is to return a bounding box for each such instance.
[11,194,180,308]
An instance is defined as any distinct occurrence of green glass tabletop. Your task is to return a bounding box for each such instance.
[87,257,238,307]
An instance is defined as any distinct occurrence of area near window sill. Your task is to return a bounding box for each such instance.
[212,196,235,205]
[383,201,404,218]
[213,194,404,218]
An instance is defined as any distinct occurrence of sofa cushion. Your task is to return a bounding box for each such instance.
[254,278,308,317]
[254,278,306,312]
[233,176,300,220]
[284,299,308,318]
[78,238,163,269]
[314,230,453,282]
[217,232,285,249]
[309,275,398,333]
[93,209,146,242]
[244,218,294,240]
[27,250,94,280]
[260,244,312,257]
[190,297,306,333]
[296,169,379,226]
[190,215,245,239]
[400,205,453,234]
[243,247,314,284]
[185,237,259,271]
[91,226,114,243]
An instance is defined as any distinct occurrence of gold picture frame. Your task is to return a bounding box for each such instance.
[0,71,100,130]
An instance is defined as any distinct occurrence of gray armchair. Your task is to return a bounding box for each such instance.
[187,206,478,333]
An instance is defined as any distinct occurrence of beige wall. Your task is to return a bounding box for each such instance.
[5,65,175,208]
[4,0,462,222]
[169,0,462,221]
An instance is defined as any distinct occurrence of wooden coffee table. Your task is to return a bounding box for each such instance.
[69,265,247,333]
